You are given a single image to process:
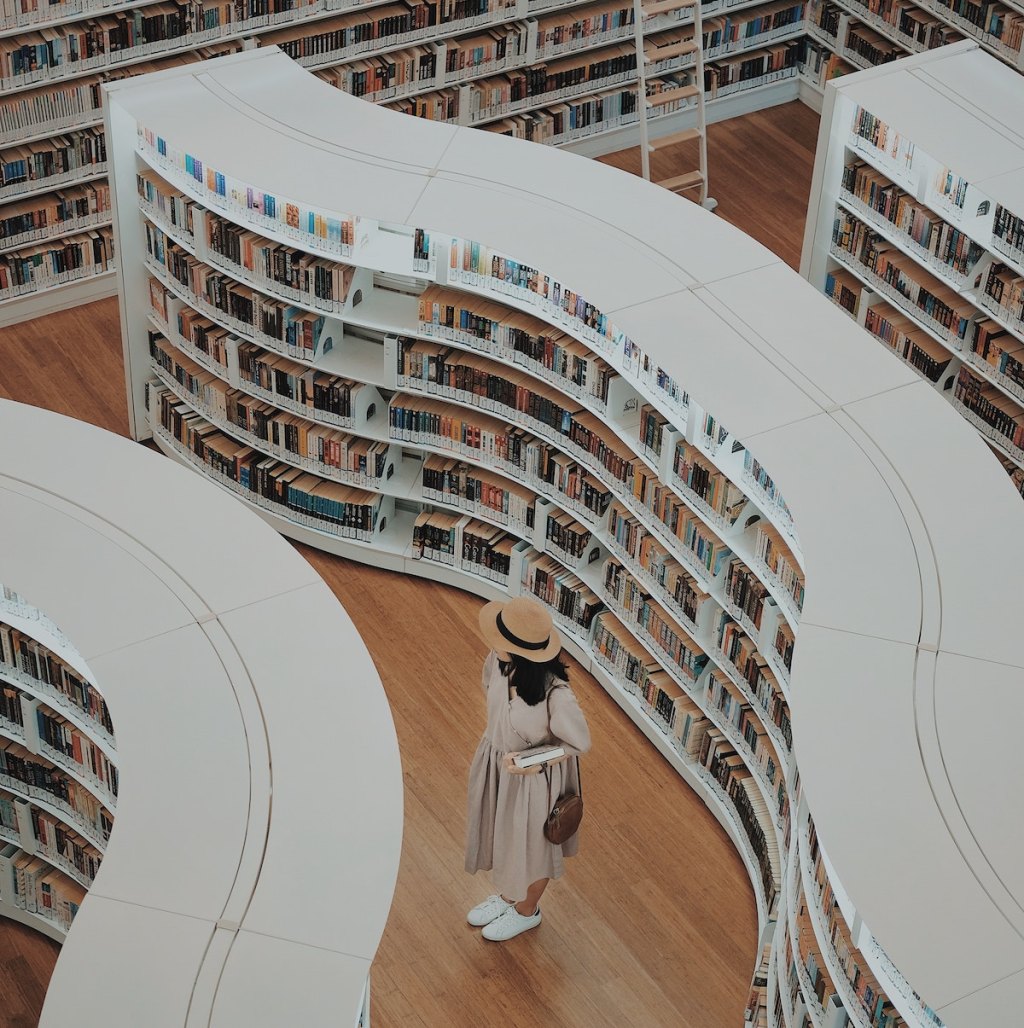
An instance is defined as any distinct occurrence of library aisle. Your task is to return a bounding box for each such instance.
[0,102,815,1027]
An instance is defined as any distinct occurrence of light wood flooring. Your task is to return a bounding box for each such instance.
[0,100,818,1027]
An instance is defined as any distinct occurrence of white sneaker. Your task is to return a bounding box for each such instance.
[467,894,511,927]
[481,905,542,941]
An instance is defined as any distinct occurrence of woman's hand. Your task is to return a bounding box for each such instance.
[502,752,544,775]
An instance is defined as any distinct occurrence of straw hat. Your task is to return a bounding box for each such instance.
[478,596,563,662]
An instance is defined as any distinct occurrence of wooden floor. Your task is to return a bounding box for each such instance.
[0,100,818,1027]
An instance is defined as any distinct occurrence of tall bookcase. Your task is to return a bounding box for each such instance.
[0,0,818,327]
[107,47,1024,1027]
[801,42,1024,499]
[0,397,401,1027]
[0,584,113,944]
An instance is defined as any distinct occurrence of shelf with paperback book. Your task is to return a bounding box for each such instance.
[0,180,110,253]
[802,43,1024,481]
[108,49,1024,1027]
[0,587,113,949]
[0,400,402,1026]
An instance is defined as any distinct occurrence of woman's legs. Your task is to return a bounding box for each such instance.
[502,877,548,916]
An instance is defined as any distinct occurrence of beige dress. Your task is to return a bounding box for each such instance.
[465,650,592,901]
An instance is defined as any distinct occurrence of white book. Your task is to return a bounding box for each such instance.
[513,746,565,769]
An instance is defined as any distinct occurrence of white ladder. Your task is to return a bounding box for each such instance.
[631,0,717,210]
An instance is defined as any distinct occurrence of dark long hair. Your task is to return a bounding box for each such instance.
[499,651,569,706]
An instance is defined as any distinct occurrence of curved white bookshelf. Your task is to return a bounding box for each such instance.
[104,46,1024,1028]
[0,398,402,1028]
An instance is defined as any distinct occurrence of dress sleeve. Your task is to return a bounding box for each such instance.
[549,685,591,756]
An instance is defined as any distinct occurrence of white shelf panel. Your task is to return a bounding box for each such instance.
[38,896,212,1028]
[209,931,371,1028]
[216,581,402,959]
[84,625,253,920]
[0,401,322,623]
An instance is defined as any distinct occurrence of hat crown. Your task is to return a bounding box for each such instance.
[500,597,554,645]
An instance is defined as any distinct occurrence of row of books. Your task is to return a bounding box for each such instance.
[843,0,962,50]
[237,340,368,426]
[841,159,983,278]
[411,510,518,580]
[0,619,113,736]
[386,394,615,523]
[150,333,391,482]
[754,522,804,614]
[468,43,637,118]
[35,706,118,798]
[993,202,1024,264]
[422,452,536,528]
[831,211,973,342]
[31,804,102,885]
[141,129,356,253]
[417,286,615,406]
[804,816,902,1027]
[0,739,113,840]
[592,612,686,735]
[798,34,855,87]
[673,434,748,524]
[136,167,197,241]
[481,85,639,143]
[702,728,781,913]
[204,212,356,311]
[863,296,951,383]
[982,261,1024,327]
[151,384,385,539]
[0,45,238,141]
[953,365,1024,457]
[966,316,1024,397]
[148,238,326,360]
[603,558,709,682]
[0,226,111,294]
[796,898,843,1016]
[394,344,637,489]
[701,40,804,96]
[0,126,105,192]
[850,105,916,170]
[703,1,806,52]
[742,448,795,542]
[0,180,109,252]
[605,502,709,630]
[705,667,784,811]
[845,20,905,64]
[932,0,1024,54]
[0,843,86,931]
[521,551,602,634]
[725,558,770,632]
[544,508,592,561]
[717,614,792,750]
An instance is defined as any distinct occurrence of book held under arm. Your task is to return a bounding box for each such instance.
[513,746,565,768]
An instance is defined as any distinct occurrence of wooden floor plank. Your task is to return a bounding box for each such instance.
[0,99,817,1026]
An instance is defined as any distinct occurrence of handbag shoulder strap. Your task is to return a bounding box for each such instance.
[543,684,581,800]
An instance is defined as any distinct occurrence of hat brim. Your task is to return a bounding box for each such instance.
[478,599,563,662]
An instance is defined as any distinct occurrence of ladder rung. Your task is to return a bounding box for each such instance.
[657,170,705,192]
[648,127,702,151]
[646,83,701,107]
[643,0,697,15]
[644,39,698,61]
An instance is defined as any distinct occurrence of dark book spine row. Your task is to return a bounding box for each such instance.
[0,626,112,734]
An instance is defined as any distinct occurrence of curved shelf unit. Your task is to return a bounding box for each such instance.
[105,47,1024,1028]
[0,594,113,941]
[0,397,402,1028]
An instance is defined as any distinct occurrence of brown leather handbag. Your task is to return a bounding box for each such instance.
[543,758,583,845]
[541,687,583,845]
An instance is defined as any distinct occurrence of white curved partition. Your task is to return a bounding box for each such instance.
[103,47,1024,1026]
[0,399,402,1028]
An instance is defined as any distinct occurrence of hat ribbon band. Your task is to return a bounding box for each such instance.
[496,611,550,651]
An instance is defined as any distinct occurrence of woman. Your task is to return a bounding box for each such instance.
[465,595,592,941]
